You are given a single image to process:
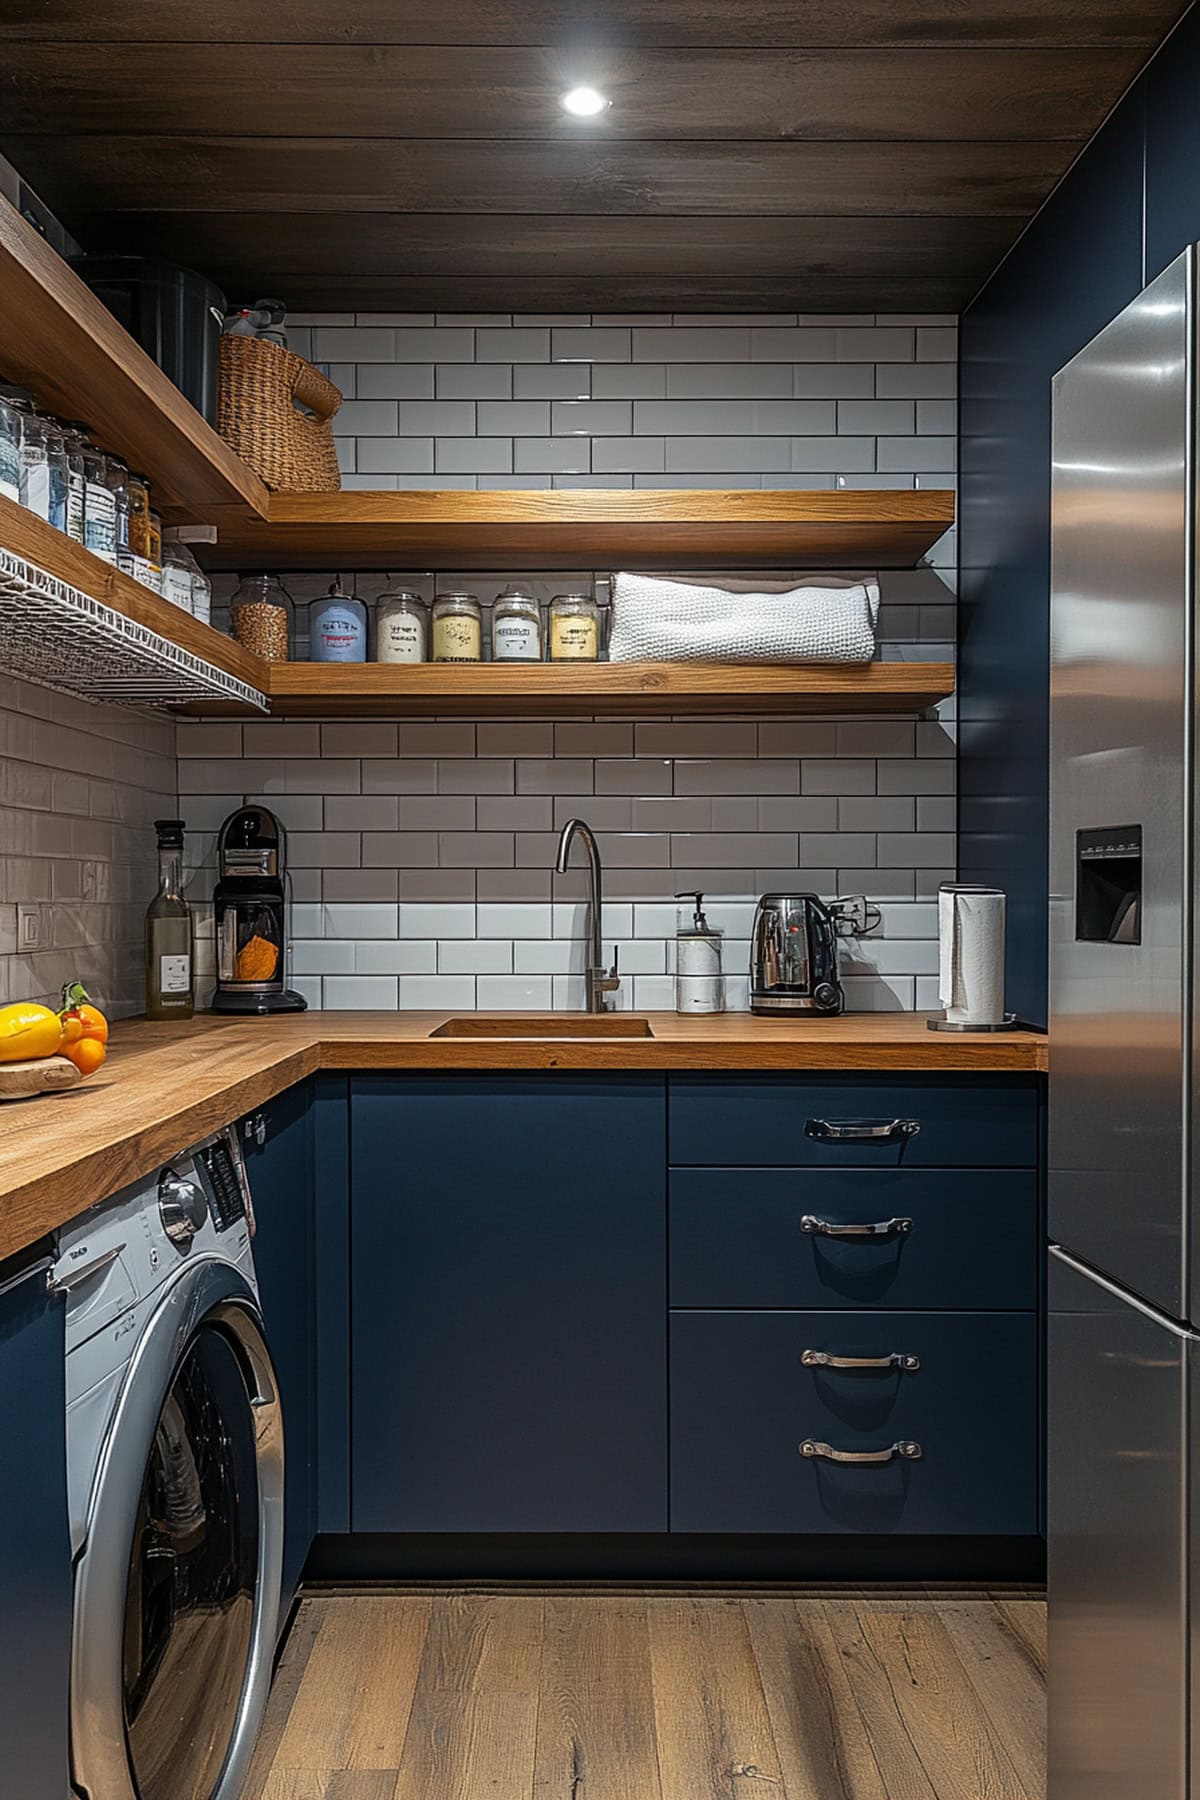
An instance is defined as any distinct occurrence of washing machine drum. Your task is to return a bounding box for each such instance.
[71,1260,284,1800]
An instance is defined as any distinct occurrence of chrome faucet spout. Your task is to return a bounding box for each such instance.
[554,817,621,1013]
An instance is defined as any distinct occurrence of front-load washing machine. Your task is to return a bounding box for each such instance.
[57,1124,283,1800]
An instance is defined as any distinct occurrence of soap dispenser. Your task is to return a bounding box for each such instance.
[675,891,724,1014]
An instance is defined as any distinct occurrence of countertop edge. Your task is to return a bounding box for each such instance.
[0,1013,1046,1265]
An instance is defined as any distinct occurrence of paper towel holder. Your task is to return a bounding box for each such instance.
[927,879,1015,1032]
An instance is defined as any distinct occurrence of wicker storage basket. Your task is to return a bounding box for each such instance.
[217,334,343,492]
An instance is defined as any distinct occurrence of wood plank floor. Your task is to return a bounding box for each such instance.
[247,1587,1046,1800]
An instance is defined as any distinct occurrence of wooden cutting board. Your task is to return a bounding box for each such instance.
[0,1055,82,1100]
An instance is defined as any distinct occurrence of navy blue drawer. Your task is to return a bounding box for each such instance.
[669,1074,1038,1168]
[670,1169,1037,1310]
[670,1310,1038,1535]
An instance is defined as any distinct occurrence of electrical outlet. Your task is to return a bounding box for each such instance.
[17,904,41,950]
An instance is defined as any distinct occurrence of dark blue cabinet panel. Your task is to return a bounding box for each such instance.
[245,1081,316,1613]
[670,1309,1037,1536]
[313,1075,350,1534]
[0,1256,71,1799]
[669,1074,1037,1168]
[670,1169,1038,1311]
[350,1074,667,1533]
[1145,6,1200,282]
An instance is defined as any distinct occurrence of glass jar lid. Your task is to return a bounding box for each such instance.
[434,590,481,611]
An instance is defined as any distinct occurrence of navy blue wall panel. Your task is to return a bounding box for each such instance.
[1146,7,1200,280]
[958,69,1154,1026]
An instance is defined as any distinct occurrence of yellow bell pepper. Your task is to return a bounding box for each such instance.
[0,1002,64,1062]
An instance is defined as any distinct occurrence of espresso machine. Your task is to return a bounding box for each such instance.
[750,892,879,1016]
[212,805,307,1014]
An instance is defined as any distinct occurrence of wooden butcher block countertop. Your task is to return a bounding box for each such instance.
[0,1010,1046,1263]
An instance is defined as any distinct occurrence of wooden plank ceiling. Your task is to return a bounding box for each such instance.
[0,2,1187,314]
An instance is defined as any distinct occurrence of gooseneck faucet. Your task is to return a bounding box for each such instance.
[554,817,620,1012]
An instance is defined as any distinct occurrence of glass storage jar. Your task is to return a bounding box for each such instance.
[310,580,368,662]
[374,587,428,663]
[81,440,117,564]
[105,456,131,557]
[0,388,21,505]
[432,591,482,662]
[231,573,293,661]
[548,590,601,661]
[60,425,88,543]
[491,586,543,662]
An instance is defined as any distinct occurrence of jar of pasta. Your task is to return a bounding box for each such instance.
[432,591,482,662]
[549,590,601,661]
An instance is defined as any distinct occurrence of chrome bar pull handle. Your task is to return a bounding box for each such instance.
[801,1349,920,1372]
[805,1117,921,1142]
[800,1438,922,1465]
[800,1214,913,1239]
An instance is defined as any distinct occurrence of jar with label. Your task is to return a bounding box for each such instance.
[549,590,601,661]
[231,573,292,661]
[0,389,21,505]
[491,586,543,662]
[16,404,58,525]
[160,532,198,613]
[374,587,428,663]
[127,472,152,557]
[81,441,117,564]
[310,580,367,662]
[106,457,131,557]
[60,424,88,543]
[147,509,163,569]
[190,560,212,627]
[432,591,482,662]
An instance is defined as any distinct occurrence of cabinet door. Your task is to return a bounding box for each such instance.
[0,1256,71,1799]
[351,1074,667,1533]
[244,1081,316,1612]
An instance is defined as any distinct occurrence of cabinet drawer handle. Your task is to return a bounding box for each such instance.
[800,1438,922,1465]
[800,1214,913,1239]
[801,1349,920,1372]
[804,1117,920,1142]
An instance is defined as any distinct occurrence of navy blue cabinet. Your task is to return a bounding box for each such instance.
[350,1074,667,1532]
[244,1080,317,1612]
[670,1310,1037,1535]
[0,1253,71,1799]
[669,1074,1039,1168]
[670,1169,1038,1311]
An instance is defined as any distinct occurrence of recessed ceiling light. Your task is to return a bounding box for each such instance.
[561,86,609,117]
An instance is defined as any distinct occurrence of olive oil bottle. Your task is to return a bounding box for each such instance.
[145,818,194,1020]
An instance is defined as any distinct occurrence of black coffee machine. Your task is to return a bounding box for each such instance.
[212,805,307,1014]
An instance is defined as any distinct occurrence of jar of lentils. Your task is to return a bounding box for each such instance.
[230,573,293,661]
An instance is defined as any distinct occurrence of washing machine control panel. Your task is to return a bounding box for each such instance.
[197,1133,251,1233]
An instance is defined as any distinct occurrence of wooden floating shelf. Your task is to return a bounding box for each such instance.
[208,486,955,572]
[0,194,269,523]
[263,658,954,718]
[0,496,954,719]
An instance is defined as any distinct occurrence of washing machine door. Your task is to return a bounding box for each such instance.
[71,1258,284,1800]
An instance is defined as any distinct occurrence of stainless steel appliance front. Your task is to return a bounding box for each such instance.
[1049,247,1193,1321]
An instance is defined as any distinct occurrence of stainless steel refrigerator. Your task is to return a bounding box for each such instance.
[1049,245,1199,1799]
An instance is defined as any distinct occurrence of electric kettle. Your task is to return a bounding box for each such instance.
[750,893,844,1016]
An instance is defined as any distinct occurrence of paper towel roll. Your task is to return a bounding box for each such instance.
[937,884,1006,1025]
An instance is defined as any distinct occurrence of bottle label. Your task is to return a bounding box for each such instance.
[493,616,541,660]
[20,444,50,521]
[313,605,366,662]
[84,482,117,561]
[433,614,481,661]
[160,954,191,995]
[191,582,211,626]
[66,470,85,541]
[377,614,425,663]
[551,616,598,660]
[161,564,194,612]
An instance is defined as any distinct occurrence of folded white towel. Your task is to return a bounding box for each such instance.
[607,570,880,664]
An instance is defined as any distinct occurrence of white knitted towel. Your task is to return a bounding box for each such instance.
[607,570,880,664]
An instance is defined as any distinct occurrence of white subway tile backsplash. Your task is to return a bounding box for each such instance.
[356,364,437,399]
[476,975,554,1009]
[354,939,438,974]
[553,327,631,362]
[476,327,550,361]
[552,400,634,436]
[515,363,592,399]
[398,902,476,939]
[514,437,591,474]
[438,939,513,975]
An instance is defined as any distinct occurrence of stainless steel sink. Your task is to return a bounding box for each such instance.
[429,1014,654,1040]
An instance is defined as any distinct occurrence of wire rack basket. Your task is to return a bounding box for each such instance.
[0,546,267,712]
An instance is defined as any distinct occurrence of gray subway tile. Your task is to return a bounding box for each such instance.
[392,399,476,436]
[632,327,751,362]
[875,362,957,399]
[435,437,512,473]
[790,363,876,398]
[551,399,633,436]
[356,437,435,473]
[476,327,550,361]
[877,436,956,472]
[836,327,914,361]
[664,436,790,472]
[749,328,837,361]
[311,326,395,360]
[917,399,957,434]
[477,399,552,435]
[836,399,916,434]
[514,437,590,474]
[592,437,665,473]
[790,437,875,472]
[917,326,957,360]
[665,363,791,399]
[332,400,398,436]
[635,399,834,434]
[552,327,631,362]
[592,363,667,399]
[435,363,512,399]
[393,326,475,361]
[356,364,436,400]
[514,363,592,400]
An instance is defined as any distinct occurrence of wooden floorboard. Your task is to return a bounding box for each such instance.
[259,1588,1046,1800]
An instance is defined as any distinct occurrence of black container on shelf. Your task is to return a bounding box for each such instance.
[70,255,226,423]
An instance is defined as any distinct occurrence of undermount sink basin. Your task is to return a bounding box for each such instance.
[430,1014,655,1040]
